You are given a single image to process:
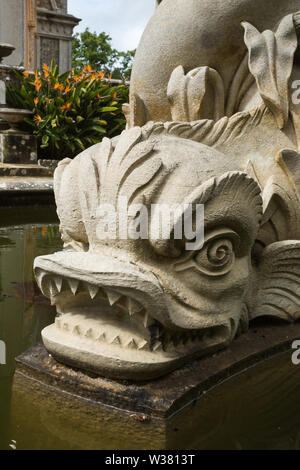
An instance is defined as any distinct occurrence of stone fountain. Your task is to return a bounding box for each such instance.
[13,0,300,447]
[0,42,53,201]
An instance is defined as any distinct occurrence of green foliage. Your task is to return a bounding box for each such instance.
[6,61,129,160]
[72,29,135,80]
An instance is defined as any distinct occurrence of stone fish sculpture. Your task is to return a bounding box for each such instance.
[35,1,300,380]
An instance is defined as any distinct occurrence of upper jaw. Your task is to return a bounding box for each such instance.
[34,250,169,324]
[34,250,235,331]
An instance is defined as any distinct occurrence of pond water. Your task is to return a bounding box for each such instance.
[1,207,300,450]
[0,206,62,450]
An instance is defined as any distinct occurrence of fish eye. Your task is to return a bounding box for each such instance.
[174,228,240,277]
[194,236,235,276]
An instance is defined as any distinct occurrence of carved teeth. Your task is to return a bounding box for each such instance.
[153,341,163,352]
[105,289,122,306]
[138,340,149,351]
[49,296,218,354]
[143,312,154,328]
[111,336,121,345]
[54,276,63,293]
[88,284,100,300]
[126,339,138,349]
[85,328,93,338]
[128,298,143,316]
[68,279,79,295]
[49,281,58,298]
[97,333,106,342]
[73,325,81,336]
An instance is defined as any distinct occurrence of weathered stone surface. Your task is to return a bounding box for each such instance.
[11,323,300,449]
[38,159,59,171]
[15,322,300,418]
[130,0,300,124]
[0,133,37,164]
[34,2,300,380]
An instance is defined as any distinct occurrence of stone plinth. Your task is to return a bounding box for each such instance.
[0,133,37,164]
[12,321,300,449]
[0,164,52,178]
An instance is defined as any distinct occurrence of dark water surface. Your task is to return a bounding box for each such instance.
[0,206,62,450]
[1,207,300,450]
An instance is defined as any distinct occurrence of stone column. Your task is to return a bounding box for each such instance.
[25,0,38,71]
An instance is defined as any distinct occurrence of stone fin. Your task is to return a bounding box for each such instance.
[253,241,300,321]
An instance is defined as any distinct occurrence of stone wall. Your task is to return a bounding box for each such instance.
[37,0,51,9]
[37,0,67,12]
[0,0,80,73]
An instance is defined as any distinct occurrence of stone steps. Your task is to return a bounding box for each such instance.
[0,163,53,177]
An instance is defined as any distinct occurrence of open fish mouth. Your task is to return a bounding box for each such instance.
[34,251,231,380]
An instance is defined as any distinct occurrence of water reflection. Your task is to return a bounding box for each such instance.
[0,237,15,249]
[0,208,62,449]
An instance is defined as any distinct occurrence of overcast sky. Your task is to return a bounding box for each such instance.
[68,0,156,52]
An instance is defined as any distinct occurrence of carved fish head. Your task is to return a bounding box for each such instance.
[34,128,265,380]
[33,4,300,381]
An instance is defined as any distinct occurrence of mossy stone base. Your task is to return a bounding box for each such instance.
[0,132,37,164]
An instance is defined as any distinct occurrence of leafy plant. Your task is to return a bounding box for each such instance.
[6,61,129,160]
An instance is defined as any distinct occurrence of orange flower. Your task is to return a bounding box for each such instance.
[65,85,71,93]
[34,70,38,78]
[34,79,42,91]
[54,83,64,91]
[74,75,80,82]
[112,92,117,99]
[23,71,29,77]
[34,114,42,124]
[86,65,92,72]
[61,102,71,112]
[34,97,39,106]
[97,93,101,99]
[43,64,49,71]
[44,70,49,78]
[107,74,112,80]
[99,72,105,79]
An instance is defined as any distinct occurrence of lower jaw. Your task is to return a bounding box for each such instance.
[41,313,229,381]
